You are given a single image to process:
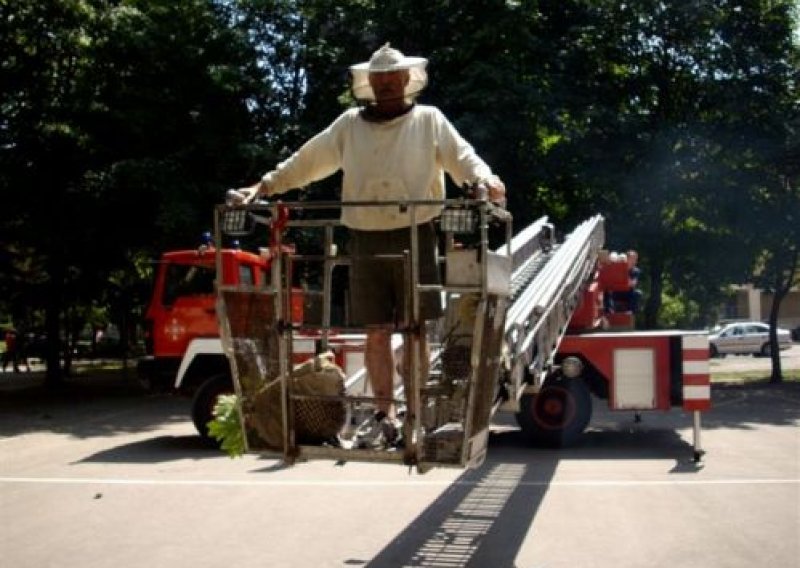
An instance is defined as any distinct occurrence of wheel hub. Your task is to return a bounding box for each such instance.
[532,386,576,430]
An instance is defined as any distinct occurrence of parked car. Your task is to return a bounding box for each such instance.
[709,321,792,357]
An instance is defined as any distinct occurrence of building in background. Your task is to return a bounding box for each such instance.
[720,284,800,330]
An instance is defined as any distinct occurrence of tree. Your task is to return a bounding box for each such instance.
[750,114,800,383]
[525,0,798,330]
[1,0,107,383]
[0,0,264,384]
[2,0,796,387]
[712,0,799,382]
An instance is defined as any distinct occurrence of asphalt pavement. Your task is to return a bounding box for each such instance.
[0,351,798,568]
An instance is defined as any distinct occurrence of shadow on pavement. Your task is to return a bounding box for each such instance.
[360,382,800,567]
[364,422,699,568]
[75,435,220,464]
[704,381,800,430]
[366,455,550,568]
[0,368,189,439]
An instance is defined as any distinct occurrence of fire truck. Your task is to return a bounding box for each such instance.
[139,199,710,466]
[137,237,362,439]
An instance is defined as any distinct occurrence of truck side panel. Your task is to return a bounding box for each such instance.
[558,332,711,413]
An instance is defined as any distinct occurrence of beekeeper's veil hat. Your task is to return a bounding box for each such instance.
[349,43,428,103]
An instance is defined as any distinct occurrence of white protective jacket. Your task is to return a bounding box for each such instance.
[262,105,495,231]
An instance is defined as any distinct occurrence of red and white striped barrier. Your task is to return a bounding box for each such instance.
[682,334,711,412]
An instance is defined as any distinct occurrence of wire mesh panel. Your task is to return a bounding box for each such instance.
[218,289,282,451]
[219,288,348,452]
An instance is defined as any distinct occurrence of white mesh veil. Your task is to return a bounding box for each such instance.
[349,43,428,103]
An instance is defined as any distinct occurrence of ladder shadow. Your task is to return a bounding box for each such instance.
[367,447,553,567]
[365,422,696,567]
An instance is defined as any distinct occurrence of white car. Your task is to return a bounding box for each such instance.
[709,321,792,357]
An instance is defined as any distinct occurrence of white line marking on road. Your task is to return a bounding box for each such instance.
[0,477,797,488]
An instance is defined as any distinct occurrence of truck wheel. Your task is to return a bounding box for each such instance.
[516,376,592,448]
[192,374,234,442]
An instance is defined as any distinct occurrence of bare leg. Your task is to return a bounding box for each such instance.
[366,327,394,415]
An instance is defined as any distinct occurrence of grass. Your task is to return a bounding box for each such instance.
[70,359,133,372]
[3,357,134,377]
[711,368,800,384]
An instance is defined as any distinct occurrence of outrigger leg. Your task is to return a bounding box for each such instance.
[692,410,705,463]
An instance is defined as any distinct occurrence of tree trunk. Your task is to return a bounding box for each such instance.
[44,298,64,387]
[118,296,130,378]
[768,247,798,384]
[44,258,66,388]
[644,258,664,330]
[768,280,787,385]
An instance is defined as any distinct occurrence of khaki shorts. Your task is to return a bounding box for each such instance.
[348,223,443,326]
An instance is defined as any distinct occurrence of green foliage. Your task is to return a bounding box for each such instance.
[207,394,245,458]
[0,0,270,378]
[658,287,701,329]
[523,0,799,327]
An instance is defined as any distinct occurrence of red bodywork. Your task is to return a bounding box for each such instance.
[559,332,711,412]
[561,250,711,413]
[569,251,639,331]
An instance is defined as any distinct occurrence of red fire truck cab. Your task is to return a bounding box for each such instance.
[138,246,269,389]
[138,245,276,437]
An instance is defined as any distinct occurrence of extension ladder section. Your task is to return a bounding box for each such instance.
[501,215,606,407]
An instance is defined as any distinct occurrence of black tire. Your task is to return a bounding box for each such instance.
[709,344,720,358]
[191,373,234,442]
[515,376,592,448]
[760,343,771,357]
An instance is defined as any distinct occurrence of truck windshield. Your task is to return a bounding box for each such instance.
[162,263,215,306]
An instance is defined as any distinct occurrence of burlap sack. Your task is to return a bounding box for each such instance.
[251,352,346,449]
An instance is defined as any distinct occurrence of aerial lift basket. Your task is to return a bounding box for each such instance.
[214,198,513,471]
